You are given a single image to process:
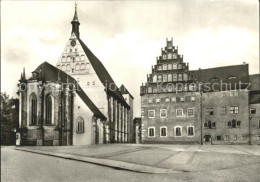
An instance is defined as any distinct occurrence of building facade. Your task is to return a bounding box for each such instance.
[18,6,134,146]
[140,38,260,145]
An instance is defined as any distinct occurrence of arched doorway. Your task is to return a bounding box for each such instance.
[204,134,212,145]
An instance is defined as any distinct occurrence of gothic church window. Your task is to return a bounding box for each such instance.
[45,94,53,125]
[76,117,84,133]
[30,93,37,125]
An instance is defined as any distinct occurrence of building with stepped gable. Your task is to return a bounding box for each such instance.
[140,38,260,145]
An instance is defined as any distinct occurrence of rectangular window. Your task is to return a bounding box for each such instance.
[230,91,234,96]
[191,96,195,101]
[160,127,167,137]
[187,108,194,117]
[220,107,226,115]
[148,99,152,104]
[175,127,182,136]
[148,110,155,118]
[217,136,221,141]
[250,108,256,115]
[204,122,208,128]
[171,97,176,102]
[230,106,239,114]
[258,120,260,128]
[176,109,183,117]
[178,74,183,81]
[225,135,229,141]
[185,96,191,102]
[156,98,160,103]
[212,122,216,128]
[180,97,185,102]
[258,135,260,141]
[77,119,84,134]
[160,109,167,118]
[148,127,155,137]
[187,126,194,136]
[205,108,214,115]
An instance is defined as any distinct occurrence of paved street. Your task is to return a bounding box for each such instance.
[2,145,260,182]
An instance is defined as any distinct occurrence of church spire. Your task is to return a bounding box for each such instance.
[71,3,80,38]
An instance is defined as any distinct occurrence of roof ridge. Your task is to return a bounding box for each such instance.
[77,38,130,109]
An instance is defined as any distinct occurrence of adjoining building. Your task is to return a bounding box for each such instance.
[17,5,134,146]
[140,38,260,145]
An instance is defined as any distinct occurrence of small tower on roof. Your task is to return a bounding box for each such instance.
[71,3,80,38]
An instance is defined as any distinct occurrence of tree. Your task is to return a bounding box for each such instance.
[1,92,19,145]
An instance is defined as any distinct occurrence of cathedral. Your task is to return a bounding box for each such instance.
[140,38,260,145]
[18,5,134,146]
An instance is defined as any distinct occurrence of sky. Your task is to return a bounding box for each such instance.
[1,0,259,117]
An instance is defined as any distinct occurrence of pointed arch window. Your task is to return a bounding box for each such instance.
[77,117,84,133]
[46,94,54,125]
[30,93,37,125]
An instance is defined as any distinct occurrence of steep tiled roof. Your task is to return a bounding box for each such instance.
[33,62,107,120]
[249,74,260,91]
[78,39,130,109]
[250,90,260,104]
[190,64,249,91]
[119,85,134,99]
